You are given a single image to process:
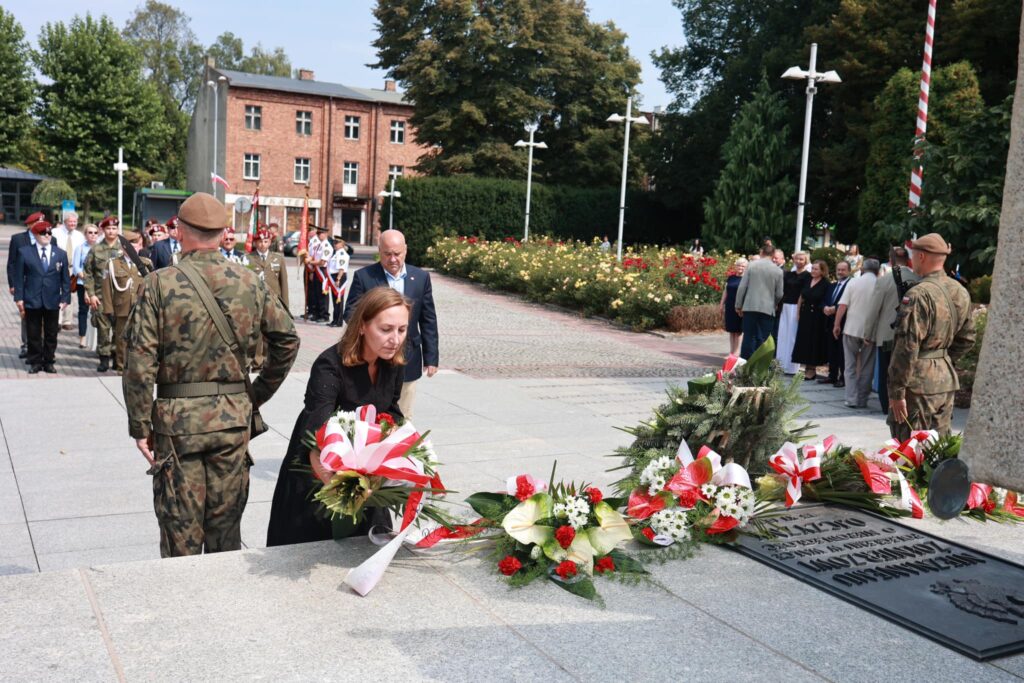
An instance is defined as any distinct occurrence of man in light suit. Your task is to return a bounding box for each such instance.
[863,246,919,413]
[821,260,852,387]
[343,229,439,418]
[7,211,45,360]
[735,241,783,359]
[13,219,71,374]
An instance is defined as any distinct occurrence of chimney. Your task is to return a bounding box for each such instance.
[298,69,315,81]
[384,79,396,92]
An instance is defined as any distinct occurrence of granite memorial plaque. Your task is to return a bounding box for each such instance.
[733,505,1024,660]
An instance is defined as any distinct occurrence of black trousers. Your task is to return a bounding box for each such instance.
[306,272,328,319]
[25,307,59,367]
[877,347,892,414]
[330,273,347,325]
[76,287,89,336]
[826,316,845,381]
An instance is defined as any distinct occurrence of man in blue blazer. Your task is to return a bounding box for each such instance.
[149,215,182,269]
[7,211,46,360]
[343,229,438,417]
[14,219,71,374]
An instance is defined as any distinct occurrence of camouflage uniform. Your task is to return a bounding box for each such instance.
[83,239,123,361]
[249,250,290,370]
[123,249,299,557]
[887,271,976,440]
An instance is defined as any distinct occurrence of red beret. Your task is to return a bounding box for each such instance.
[98,216,120,229]
[222,228,236,238]
[256,228,271,241]
[30,220,52,235]
[166,215,179,229]
[24,212,45,226]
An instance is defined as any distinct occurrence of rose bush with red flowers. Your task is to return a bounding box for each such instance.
[498,556,523,576]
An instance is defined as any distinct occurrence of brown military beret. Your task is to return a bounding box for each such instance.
[24,211,45,226]
[178,192,227,231]
[911,233,951,255]
[98,216,120,229]
[29,220,52,234]
[122,230,142,241]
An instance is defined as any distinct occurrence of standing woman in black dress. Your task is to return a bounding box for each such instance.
[267,287,410,546]
[791,260,832,381]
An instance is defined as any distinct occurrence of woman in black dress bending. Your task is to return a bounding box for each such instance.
[266,287,410,546]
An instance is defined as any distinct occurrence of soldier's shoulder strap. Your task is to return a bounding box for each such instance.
[916,278,962,338]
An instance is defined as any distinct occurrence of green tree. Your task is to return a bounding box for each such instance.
[859,61,985,251]
[31,179,77,209]
[703,79,796,252]
[0,8,34,165]
[124,0,204,188]
[371,0,642,184]
[34,14,170,214]
[207,31,291,76]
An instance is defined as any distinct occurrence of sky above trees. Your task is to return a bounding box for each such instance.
[3,0,681,109]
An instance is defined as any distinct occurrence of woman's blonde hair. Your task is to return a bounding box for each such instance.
[338,287,412,367]
[734,257,749,267]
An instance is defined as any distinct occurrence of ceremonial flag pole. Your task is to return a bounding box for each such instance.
[907,0,937,209]
[299,185,310,316]
[245,187,260,253]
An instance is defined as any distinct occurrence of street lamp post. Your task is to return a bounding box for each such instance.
[513,123,547,242]
[782,43,841,253]
[606,96,648,262]
[207,75,227,198]
[113,147,128,232]
[379,176,401,231]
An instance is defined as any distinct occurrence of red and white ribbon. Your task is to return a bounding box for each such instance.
[769,441,827,507]
[878,430,937,469]
[715,354,746,380]
[907,0,937,208]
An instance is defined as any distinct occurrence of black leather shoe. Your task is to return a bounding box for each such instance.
[18,348,27,359]
[28,365,42,374]
[833,380,845,388]
[44,364,56,374]
[97,356,109,372]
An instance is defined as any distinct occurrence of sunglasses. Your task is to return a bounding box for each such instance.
[39,230,53,236]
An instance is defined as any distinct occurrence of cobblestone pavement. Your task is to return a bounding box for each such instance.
[0,224,725,380]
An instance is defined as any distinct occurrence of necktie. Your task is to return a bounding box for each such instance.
[41,247,48,268]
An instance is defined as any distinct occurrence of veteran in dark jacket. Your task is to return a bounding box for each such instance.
[122,192,299,557]
[343,229,438,418]
[14,219,71,373]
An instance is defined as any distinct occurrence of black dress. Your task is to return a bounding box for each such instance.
[723,275,743,333]
[266,346,404,547]
[791,278,831,367]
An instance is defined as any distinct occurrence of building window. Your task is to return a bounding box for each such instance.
[294,157,310,183]
[243,153,261,180]
[342,161,358,185]
[296,110,312,135]
[390,120,405,144]
[244,105,262,130]
[344,115,360,140]
[388,165,404,179]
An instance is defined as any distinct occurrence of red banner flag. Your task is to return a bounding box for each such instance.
[298,189,309,255]
[244,188,260,253]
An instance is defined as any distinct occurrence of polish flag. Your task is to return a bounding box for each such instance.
[211,173,230,190]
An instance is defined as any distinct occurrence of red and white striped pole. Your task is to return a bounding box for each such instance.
[907,0,937,209]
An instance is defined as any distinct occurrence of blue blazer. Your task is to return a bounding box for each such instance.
[343,262,439,382]
[6,230,32,289]
[14,243,71,310]
[150,238,180,269]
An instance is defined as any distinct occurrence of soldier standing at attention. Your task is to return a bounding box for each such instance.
[84,216,123,372]
[887,233,976,441]
[123,192,299,557]
[249,227,289,370]
[105,230,150,374]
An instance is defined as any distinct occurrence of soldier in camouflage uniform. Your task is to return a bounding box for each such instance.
[123,192,299,557]
[887,233,976,441]
[84,216,124,372]
[249,228,289,371]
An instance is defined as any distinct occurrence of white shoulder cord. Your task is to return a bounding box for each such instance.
[108,257,133,293]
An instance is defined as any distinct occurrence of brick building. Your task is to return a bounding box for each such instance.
[186,60,424,244]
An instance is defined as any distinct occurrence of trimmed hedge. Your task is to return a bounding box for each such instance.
[384,175,691,262]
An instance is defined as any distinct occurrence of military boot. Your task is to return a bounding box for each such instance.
[97,356,110,372]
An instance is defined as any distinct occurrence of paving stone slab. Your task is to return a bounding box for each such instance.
[0,570,116,682]
[0,556,37,576]
[37,545,161,573]
[28,512,156,556]
[0,472,26,524]
[17,466,152,521]
[0,522,33,559]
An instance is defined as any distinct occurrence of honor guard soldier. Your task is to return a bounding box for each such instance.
[103,230,150,373]
[123,192,299,557]
[887,233,976,441]
[305,225,332,322]
[249,227,289,370]
[84,216,124,372]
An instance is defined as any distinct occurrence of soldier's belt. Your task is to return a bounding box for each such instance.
[156,382,247,399]
[917,349,949,359]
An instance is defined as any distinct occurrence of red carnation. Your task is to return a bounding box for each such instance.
[595,556,616,574]
[555,561,578,579]
[586,487,603,505]
[678,489,701,509]
[377,412,396,428]
[498,556,522,576]
[983,498,996,514]
[641,527,656,541]
[515,475,536,501]
[555,525,576,549]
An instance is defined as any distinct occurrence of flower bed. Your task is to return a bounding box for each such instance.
[426,235,733,330]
